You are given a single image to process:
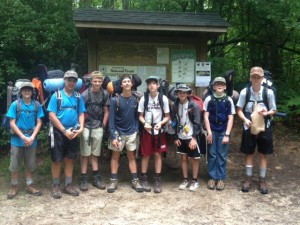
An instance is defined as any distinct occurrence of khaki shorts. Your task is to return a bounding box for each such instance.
[108,132,138,152]
[9,146,37,172]
[80,127,104,157]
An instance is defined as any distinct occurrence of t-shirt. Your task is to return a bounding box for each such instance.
[109,94,139,140]
[138,93,170,135]
[7,99,44,147]
[81,88,110,129]
[47,90,86,129]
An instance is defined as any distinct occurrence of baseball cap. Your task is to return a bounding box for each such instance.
[64,70,78,80]
[250,67,264,77]
[20,82,34,90]
[213,77,226,85]
[145,76,159,84]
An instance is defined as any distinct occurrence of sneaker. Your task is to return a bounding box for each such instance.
[63,184,80,196]
[154,176,162,193]
[26,185,42,196]
[241,176,253,192]
[189,181,199,191]
[107,179,118,193]
[80,174,88,191]
[179,180,189,190]
[51,184,62,199]
[93,174,106,190]
[216,180,225,191]
[259,177,269,194]
[7,185,18,199]
[140,175,151,192]
[207,179,216,190]
[132,179,143,193]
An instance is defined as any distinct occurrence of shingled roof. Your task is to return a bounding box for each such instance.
[74,8,228,33]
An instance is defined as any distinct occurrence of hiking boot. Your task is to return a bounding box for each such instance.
[241,176,253,192]
[63,184,80,196]
[216,180,225,191]
[179,180,189,190]
[51,184,62,199]
[132,178,143,193]
[140,175,151,192]
[107,179,118,193]
[189,181,199,192]
[259,177,269,194]
[7,185,18,199]
[207,179,216,190]
[26,185,42,196]
[154,176,162,193]
[80,174,88,191]
[93,174,106,190]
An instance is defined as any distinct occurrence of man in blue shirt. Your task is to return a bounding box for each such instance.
[47,70,86,199]
[107,74,143,193]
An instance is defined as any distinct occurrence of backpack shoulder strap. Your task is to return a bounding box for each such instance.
[115,93,120,111]
[262,86,269,110]
[16,99,22,122]
[56,91,62,110]
[143,92,149,112]
[243,86,251,112]
[158,92,164,110]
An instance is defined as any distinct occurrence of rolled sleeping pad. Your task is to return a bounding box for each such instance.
[43,78,83,92]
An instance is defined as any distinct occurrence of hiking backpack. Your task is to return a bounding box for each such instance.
[171,97,206,155]
[2,79,40,129]
[243,70,275,113]
[2,99,39,130]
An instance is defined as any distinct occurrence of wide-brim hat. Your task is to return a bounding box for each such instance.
[20,82,34,90]
[174,83,192,94]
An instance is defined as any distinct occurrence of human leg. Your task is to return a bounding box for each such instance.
[241,154,254,192]
[8,146,21,199]
[80,155,89,191]
[63,157,79,196]
[258,153,268,194]
[107,151,120,193]
[189,158,199,192]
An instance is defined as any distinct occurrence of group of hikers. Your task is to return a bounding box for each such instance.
[5,66,276,199]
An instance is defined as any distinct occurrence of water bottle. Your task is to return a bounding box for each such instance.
[70,124,80,132]
[114,131,122,149]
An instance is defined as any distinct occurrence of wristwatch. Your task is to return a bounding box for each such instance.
[224,133,230,137]
[62,129,67,134]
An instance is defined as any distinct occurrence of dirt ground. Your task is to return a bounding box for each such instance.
[0,120,299,225]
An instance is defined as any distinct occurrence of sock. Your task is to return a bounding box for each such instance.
[259,168,267,178]
[52,178,60,185]
[11,179,18,186]
[131,173,138,180]
[155,173,161,177]
[92,171,99,176]
[245,165,253,177]
[141,173,147,177]
[65,177,72,186]
[26,178,33,186]
[111,173,118,180]
[192,178,198,182]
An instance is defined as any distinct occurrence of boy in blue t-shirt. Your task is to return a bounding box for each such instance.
[6,82,44,199]
[204,77,235,191]
[47,70,86,199]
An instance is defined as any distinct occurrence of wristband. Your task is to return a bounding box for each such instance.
[62,129,66,134]
[224,134,230,137]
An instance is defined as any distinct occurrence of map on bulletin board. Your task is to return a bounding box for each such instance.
[171,50,196,83]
